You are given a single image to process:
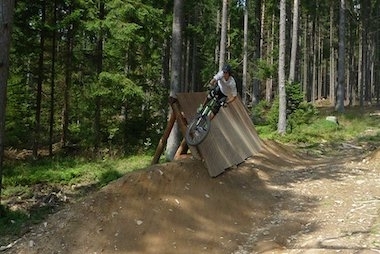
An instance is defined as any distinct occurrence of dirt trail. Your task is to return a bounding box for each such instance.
[2,141,380,254]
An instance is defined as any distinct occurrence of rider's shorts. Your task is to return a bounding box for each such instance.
[208,85,227,115]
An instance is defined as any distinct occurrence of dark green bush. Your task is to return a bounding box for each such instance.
[251,100,271,125]
[253,82,318,132]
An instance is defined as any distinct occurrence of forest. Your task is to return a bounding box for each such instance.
[0,0,380,194]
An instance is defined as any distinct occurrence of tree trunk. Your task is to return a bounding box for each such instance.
[312,19,317,103]
[265,13,275,103]
[329,3,336,105]
[278,0,287,134]
[215,10,220,65]
[362,0,371,104]
[94,0,105,152]
[288,0,299,83]
[33,0,46,160]
[0,0,15,204]
[242,1,248,105]
[358,30,363,107]
[251,0,262,106]
[62,4,73,147]
[317,26,322,101]
[335,0,345,112]
[302,16,308,100]
[49,0,57,156]
[219,0,228,69]
[166,0,184,161]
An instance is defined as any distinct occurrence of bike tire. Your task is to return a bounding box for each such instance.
[185,114,211,146]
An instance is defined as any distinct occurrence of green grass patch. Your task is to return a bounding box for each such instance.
[2,155,151,199]
[1,154,152,245]
[255,106,380,146]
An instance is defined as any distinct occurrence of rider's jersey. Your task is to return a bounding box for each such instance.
[213,71,237,98]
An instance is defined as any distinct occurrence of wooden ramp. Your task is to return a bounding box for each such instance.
[152,92,263,177]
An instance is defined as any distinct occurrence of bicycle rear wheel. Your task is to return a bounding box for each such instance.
[185,114,211,146]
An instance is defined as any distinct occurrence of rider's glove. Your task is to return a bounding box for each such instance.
[210,89,215,97]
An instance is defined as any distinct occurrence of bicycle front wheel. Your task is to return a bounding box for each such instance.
[185,114,211,146]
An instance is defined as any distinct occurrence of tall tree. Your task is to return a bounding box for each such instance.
[61,1,75,147]
[32,0,46,159]
[94,0,105,152]
[278,0,287,134]
[329,2,336,105]
[336,0,345,112]
[288,0,299,83]
[166,0,184,161]
[49,0,57,156]
[0,0,15,204]
[251,0,263,106]
[242,0,248,105]
[219,0,228,69]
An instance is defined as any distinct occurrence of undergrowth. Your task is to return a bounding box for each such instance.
[0,154,151,244]
[255,108,380,145]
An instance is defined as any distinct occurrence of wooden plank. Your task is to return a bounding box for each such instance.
[176,93,263,177]
[151,112,176,164]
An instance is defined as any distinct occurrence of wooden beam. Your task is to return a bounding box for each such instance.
[174,138,188,160]
[171,99,188,135]
[151,111,176,165]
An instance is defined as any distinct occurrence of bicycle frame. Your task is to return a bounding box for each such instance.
[185,96,219,146]
[197,96,217,120]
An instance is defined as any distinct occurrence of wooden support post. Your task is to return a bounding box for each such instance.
[151,111,176,165]
[171,98,202,160]
[171,99,188,135]
[152,96,202,165]
[174,138,188,160]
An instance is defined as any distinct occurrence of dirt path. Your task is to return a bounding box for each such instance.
[2,141,380,254]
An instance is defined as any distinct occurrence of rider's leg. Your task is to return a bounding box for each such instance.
[203,86,216,106]
[210,96,227,120]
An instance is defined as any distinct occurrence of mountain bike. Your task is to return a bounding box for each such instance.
[185,92,226,146]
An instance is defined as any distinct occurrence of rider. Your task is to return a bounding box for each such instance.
[204,64,237,120]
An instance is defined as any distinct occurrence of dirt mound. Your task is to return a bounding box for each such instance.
[368,148,380,162]
[6,159,264,253]
[4,142,380,254]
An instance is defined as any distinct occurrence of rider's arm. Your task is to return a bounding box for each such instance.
[209,78,217,86]
[227,96,236,104]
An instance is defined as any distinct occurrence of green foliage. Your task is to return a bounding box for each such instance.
[0,205,30,238]
[286,82,304,114]
[256,59,276,80]
[281,119,342,144]
[2,155,151,198]
[1,154,151,244]
[287,102,319,131]
[5,0,171,153]
[267,97,280,130]
[256,104,380,147]
[251,100,271,124]
[254,82,318,132]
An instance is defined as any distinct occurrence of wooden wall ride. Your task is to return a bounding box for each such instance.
[152,93,263,177]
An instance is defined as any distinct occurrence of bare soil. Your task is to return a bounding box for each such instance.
[1,140,380,254]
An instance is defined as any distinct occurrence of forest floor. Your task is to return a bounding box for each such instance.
[1,138,380,253]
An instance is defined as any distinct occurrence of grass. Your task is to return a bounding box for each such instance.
[2,155,151,198]
[0,154,152,244]
[256,106,380,146]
